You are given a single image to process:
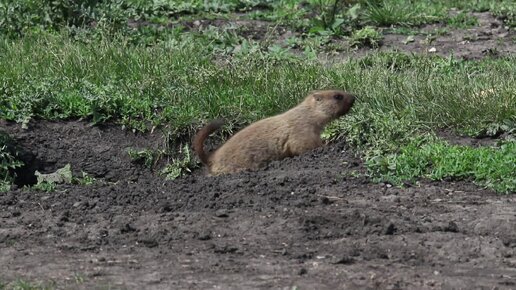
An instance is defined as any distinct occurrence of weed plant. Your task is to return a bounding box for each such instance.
[0,132,23,192]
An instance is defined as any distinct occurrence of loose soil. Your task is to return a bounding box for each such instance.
[2,120,516,289]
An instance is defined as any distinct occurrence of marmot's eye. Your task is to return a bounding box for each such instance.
[334,94,343,100]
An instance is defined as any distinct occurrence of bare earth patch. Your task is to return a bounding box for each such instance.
[1,121,516,289]
[376,12,515,60]
[169,11,515,60]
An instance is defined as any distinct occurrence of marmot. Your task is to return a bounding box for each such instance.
[193,90,356,175]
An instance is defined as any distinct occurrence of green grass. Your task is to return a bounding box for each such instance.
[0,0,269,37]
[1,34,514,133]
[363,0,443,26]
[447,11,479,28]
[448,0,516,27]
[0,279,56,290]
[0,275,86,289]
[368,139,516,193]
[2,0,513,42]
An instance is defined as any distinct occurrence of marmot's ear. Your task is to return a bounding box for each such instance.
[312,93,322,102]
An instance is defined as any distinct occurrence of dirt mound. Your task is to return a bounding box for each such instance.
[1,120,516,289]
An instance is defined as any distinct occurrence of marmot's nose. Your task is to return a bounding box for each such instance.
[350,94,357,104]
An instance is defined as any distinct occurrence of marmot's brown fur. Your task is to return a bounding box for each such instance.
[193,90,356,175]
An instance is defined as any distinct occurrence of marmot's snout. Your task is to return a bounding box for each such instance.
[334,92,356,117]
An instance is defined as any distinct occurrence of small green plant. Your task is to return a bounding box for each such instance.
[199,25,243,55]
[484,118,516,138]
[386,26,418,35]
[309,0,353,35]
[447,12,479,28]
[162,144,198,180]
[491,2,516,28]
[7,278,56,290]
[325,108,424,158]
[267,44,297,61]
[363,0,432,26]
[0,133,24,192]
[73,171,96,185]
[32,181,56,192]
[340,169,362,178]
[73,273,84,284]
[349,26,382,48]
[127,148,158,168]
[460,117,516,140]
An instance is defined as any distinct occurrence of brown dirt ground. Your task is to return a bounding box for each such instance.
[2,10,516,289]
[374,12,515,60]
[2,120,516,289]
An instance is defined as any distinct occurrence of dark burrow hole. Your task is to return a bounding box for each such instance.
[1,131,42,187]
[12,148,42,187]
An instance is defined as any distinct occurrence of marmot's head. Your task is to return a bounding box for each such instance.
[305,90,356,121]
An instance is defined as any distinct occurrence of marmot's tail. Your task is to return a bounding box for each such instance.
[192,119,225,165]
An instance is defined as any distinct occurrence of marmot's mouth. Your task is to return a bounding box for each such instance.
[337,105,353,117]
